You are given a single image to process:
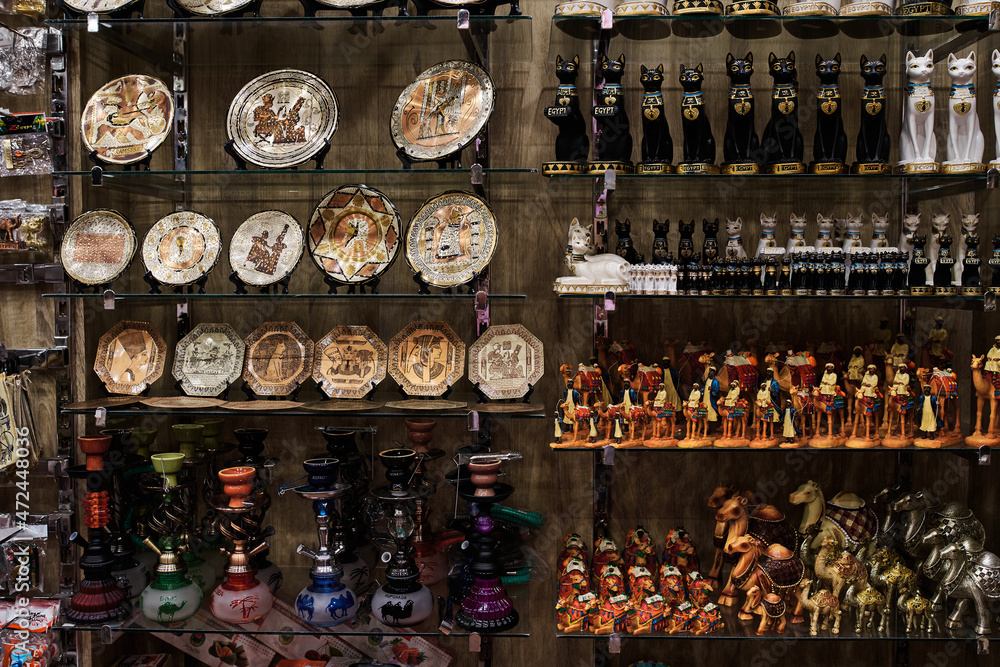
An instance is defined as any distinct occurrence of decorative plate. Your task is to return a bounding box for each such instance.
[140,397,225,409]
[388,321,465,397]
[404,191,497,287]
[81,75,173,165]
[390,60,495,161]
[229,211,304,287]
[307,185,401,285]
[173,323,246,397]
[93,320,167,395]
[60,209,136,286]
[222,400,303,411]
[60,0,140,12]
[243,322,314,397]
[171,0,254,15]
[467,324,544,400]
[141,211,222,286]
[226,70,339,169]
[313,325,387,399]
[302,399,385,412]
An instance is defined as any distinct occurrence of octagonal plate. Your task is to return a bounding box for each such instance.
[81,75,173,165]
[60,209,136,286]
[93,320,167,395]
[172,323,246,397]
[404,190,497,288]
[388,321,465,397]
[313,325,387,399]
[142,210,222,286]
[467,323,544,400]
[243,322,313,397]
[229,210,304,287]
[172,0,254,15]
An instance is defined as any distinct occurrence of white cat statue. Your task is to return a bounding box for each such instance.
[841,213,864,254]
[756,213,778,258]
[553,218,630,294]
[898,50,938,173]
[725,218,748,258]
[816,214,835,248]
[900,213,921,259]
[943,52,986,173]
[927,213,951,285]
[869,212,890,249]
[785,213,808,254]
[991,49,1000,168]
[956,213,980,284]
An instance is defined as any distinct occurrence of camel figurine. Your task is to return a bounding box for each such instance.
[845,582,888,633]
[763,352,794,394]
[788,481,879,557]
[897,587,936,633]
[680,383,709,445]
[663,339,710,391]
[794,578,841,635]
[724,534,805,622]
[706,484,760,589]
[644,386,678,445]
[970,354,1000,444]
[813,535,867,600]
[875,561,917,607]
[746,585,787,635]
[592,401,627,445]
[808,386,848,446]
[558,394,597,444]
[718,394,749,443]
[559,362,608,408]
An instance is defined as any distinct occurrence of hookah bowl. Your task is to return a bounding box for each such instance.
[130,427,157,459]
[139,537,202,624]
[172,423,204,460]
[404,418,438,456]
[379,448,417,497]
[78,435,111,472]
[218,467,255,508]
[233,428,268,466]
[151,452,185,489]
[194,418,224,451]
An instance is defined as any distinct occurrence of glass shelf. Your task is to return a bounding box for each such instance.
[43,292,527,302]
[549,441,991,455]
[555,293,988,303]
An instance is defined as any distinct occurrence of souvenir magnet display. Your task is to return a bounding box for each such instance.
[226,70,339,169]
[94,320,167,395]
[590,55,634,175]
[898,51,938,174]
[554,218,630,294]
[391,61,495,165]
[60,209,136,290]
[852,55,890,174]
[468,324,544,401]
[229,211,304,292]
[722,53,759,175]
[762,52,805,174]
[81,75,172,166]
[172,323,245,398]
[811,54,848,174]
[404,191,497,290]
[678,63,718,174]
[639,64,673,174]
[242,322,314,397]
[387,321,465,398]
[141,211,222,290]
[543,55,589,176]
[942,52,986,174]
[312,325,387,400]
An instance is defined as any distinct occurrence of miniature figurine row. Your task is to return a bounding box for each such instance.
[554,0,989,19]
[544,50,998,177]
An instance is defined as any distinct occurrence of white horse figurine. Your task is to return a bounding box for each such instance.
[554,218,630,292]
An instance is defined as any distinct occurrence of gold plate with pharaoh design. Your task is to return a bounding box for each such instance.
[468,323,544,400]
[81,75,173,165]
[313,325,387,399]
[61,209,136,286]
[230,211,304,287]
[388,321,465,397]
[93,320,167,395]
[142,211,222,286]
[243,322,314,397]
[404,190,498,288]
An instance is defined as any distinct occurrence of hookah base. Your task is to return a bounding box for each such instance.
[67,578,131,625]
[455,608,519,633]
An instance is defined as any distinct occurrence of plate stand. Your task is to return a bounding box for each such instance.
[412,268,483,295]
[315,384,377,401]
[89,150,152,172]
[143,271,208,295]
[322,274,380,295]
[224,139,330,171]
[55,0,146,19]
[70,278,112,295]
[396,146,461,170]
[174,379,230,402]
[297,0,405,17]
[101,384,149,399]
[229,271,291,295]
[166,0,262,17]
[410,0,520,15]
[472,382,534,404]
[240,379,301,402]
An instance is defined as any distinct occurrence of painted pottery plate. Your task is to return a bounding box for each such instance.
[222,400,303,411]
[65,396,143,410]
[388,321,465,397]
[173,323,246,397]
[243,322,313,397]
[307,185,401,285]
[226,70,338,169]
[229,211,304,287]
[81,75,173,165]
[61,209,136,286]
[405,191,497,287]
[61,0,140,12]
[468,324,543,400]
[384,398,468,410]
[142,211,222,286]
[301,399,385,412]
[140,396,225,409]
[313,325,387,399]
[390,60,495,161]
[313,0,383,6]
[93,320,167,395]
[172,0,254,15]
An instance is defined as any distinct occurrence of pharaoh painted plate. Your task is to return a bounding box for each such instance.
[230,211,304,287]
[171,0,254,15]
[468,324,544,400]
[61,209,136,286]
[388,321,465,397]
[93,320,167,395]
[173,323,246,397]
[307,185,401,285]
[313,325,387,399]
[142,211,222,286]
[243,322,314,397]
[226,70,339,169]
[405,191,497,287]
[81,75,173,165]
[390,60,495,161]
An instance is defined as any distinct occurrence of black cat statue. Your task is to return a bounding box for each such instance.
[722,52,761,174]
[651,219,672,264]
[810,53,848,174]
[852,54,890,174]
[761,52,805,174]
[615,219,645,263]
[702,218,720,264]
[678,63,718,174]
[639,64,673,174]
[908,235,932,295]
[590,54,634,175]
[933,233,958,295]
[960,233,983,295]
[677,220,700,265]
[989,235,1000,294]
[543,55,589,176]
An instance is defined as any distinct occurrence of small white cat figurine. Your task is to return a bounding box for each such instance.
[927,213,951,284]
[870,212,890,249]
[900,213,921,258]
[841,213,864,253]
[786,213,808,254]
[725,218,747,258]
[816,214,835,248]
[554,218,630,291]
[756,213,778,257]
[899,50,936,170]
[992,49,1000,167]
[956,213,980,284]
[944,52,985,169]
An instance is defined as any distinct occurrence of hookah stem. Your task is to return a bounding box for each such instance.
[149,487,194,537]
[83,491,110,529]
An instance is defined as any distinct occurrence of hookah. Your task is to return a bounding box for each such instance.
[230,428,282,594]
[319,426,374,587]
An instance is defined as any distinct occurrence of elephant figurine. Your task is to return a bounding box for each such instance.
[932,536,1000,635]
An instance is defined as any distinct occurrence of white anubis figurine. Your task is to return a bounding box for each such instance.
[756,213,778,257]
[944,52,985,169]
[900,213,921,258]
[725,218,748,258]
[927,213,951,284]
[956,213,980,284]
[816,214,835,248]
[869,212,890,249]
[898,50,937,170]
[841,213,864,253]
[786,213,808,254]
[992,50,1000,167]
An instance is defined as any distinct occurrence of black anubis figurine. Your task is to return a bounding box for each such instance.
[908,235,930,291]
[678,64,716,172]
[543,55,589,175]
[677,220,700,265]
[702,218,720,264]
[639,64,672,172]
[761,52,804,173]
[811,53,848,173]
[591,54,633,172]
[961,233,981,292]
[652,220,671,264]
[934,233,956,292]
[854,54,890,172]
[723,52,760,172]
[615,219,645,264]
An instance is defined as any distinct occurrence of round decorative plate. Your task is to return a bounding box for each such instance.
[388,321,465,397]
[391,61,495,162]
[171,0,254,15]
[404,191,497,287]
[61,209,136,286]
[142,211,222,286]
[226,70,339,169]
[61,0,140,12]
[229,211,304,287]
[222,400,303,411]
[173,323,246,397]
[140,397,225,409]
[243,322,314,397]
[81,75,173,165]
[468,324,544,400]
[313,325,387,399]
[93,320,167,395]
[307,185,401,285]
